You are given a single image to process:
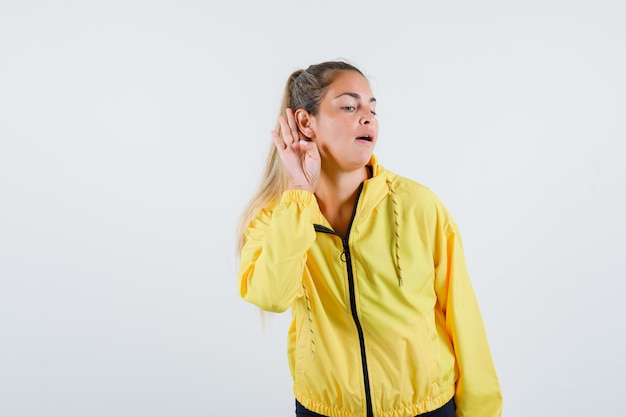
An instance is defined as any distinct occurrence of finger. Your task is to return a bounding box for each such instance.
[271,129,285,150]
[285,108,300,141]
[277,115,294,146]
[287,108,310,142]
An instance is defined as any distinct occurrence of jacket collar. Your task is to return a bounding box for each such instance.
[358,154,392,217]
[307,154,392,227]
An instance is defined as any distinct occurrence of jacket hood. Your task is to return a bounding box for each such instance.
[367,154,404,286]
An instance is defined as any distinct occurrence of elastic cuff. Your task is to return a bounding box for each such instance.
[281,189,316,205]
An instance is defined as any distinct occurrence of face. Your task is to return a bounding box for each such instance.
[301,70,378,173]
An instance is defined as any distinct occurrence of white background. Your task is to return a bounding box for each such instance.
[1,1,625,416]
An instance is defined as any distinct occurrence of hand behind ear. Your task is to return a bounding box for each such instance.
[271,108,320,193]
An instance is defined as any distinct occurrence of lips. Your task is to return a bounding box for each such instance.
[356,130,375,142]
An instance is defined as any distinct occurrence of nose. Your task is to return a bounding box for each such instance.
[360,109,373,125]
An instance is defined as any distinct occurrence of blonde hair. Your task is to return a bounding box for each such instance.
[236,61,364,253]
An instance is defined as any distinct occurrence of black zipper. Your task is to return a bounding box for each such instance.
[313,184,374,417]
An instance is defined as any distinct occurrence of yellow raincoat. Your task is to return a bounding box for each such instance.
[238,156,502,417]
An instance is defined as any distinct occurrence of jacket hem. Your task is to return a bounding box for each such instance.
[295,384,455,417]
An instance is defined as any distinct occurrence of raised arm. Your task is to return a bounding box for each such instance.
[238,108,322,312]
[238,190,319,312]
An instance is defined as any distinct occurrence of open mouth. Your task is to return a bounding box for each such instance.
[356,135,372,142]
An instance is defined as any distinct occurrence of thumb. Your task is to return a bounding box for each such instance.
[298,139,312,150]
[300,140,318,155]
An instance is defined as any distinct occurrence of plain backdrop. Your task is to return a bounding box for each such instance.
[1,1,625,416]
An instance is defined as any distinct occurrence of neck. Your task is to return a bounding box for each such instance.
[314,166,370,239]
[315,166,369,204]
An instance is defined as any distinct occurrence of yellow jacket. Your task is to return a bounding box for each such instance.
[238,156,502,417]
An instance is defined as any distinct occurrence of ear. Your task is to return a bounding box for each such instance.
[294,108,315,139]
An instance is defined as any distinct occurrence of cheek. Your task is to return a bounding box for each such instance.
[316,119,343,137]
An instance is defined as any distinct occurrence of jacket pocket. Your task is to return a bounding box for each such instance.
[294,285,315,379]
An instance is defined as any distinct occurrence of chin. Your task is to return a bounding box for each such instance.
[356,150,374,165]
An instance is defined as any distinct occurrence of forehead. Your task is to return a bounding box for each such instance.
[327,71,374,98]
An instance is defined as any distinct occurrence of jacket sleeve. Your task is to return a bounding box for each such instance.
[433,206,503,417]
[238,190,318,313]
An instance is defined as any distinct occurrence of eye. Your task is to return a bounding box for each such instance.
[342,106,356,112]
[370,110,377,116]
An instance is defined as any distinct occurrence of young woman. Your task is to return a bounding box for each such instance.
[237,61,502,417]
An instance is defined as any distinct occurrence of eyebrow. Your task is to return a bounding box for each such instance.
[335,92,377,103]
